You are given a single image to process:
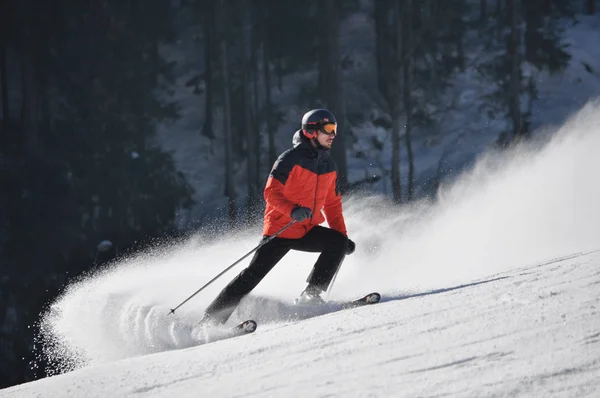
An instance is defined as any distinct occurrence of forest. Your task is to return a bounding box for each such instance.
[0,0,596,388]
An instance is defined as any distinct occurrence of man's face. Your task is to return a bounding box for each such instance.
[316,125,336,149]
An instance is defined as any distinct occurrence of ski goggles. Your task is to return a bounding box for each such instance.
[318,123,337,136]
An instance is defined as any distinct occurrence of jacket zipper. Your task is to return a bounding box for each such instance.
[311,154,321,223]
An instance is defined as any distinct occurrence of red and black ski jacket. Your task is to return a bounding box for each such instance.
[263,131,347,239]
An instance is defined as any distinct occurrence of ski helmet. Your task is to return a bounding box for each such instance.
[301,109,337,139]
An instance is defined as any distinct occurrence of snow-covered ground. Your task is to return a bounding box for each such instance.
[6,250,600,397]
[2,99,599,397]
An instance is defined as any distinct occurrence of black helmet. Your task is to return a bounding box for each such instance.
[301,109,337,139]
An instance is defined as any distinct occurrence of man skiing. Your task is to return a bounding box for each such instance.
[202,108,355,325]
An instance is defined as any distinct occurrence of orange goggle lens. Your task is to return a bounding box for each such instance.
[321,123,337,135]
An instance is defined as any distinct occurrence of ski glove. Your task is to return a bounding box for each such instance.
[290,206,312,222]
[346,238,356,255]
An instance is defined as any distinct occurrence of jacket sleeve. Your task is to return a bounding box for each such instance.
[264,151,296,217]
[323,172,347,236]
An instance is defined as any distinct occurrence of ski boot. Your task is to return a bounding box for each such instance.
[294,285,326,306]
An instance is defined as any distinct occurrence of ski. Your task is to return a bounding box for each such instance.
[340,292,381,309]
[293,292,381,311]
[196,319,257,344]
[230,319,257,336]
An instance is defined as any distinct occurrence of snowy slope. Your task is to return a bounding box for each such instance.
[4,251,600,397]
[2,101,600,397]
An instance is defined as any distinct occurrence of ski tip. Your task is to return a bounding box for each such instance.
[365,292,381,304]
[243,320,257,333]
[237,320,257,333]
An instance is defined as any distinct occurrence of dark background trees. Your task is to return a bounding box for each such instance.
[0,0,584,388]
[0,0,193,387]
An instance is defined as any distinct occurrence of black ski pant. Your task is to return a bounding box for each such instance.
[203,226,348,324]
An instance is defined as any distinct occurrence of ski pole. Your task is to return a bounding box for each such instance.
[326,238,353,297]
[326,254,344,297]
[168,220,296,315]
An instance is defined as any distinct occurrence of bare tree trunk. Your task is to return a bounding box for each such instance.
[523,0,540,62]
[401,0,414,201]
[391,107,402,203]
[480,0,487,23]
[424,3,440,97]
[374,0,393,105]
[0,34,7,258]
[19,19,38,154]
[251,18,261,191]
[39,63,50,135]
[0,44,8,124]
[241,0,259,215]
[319,0,348,190]
[391,0,402,203]
[0,0,8,126]
[375,0,402,202]
[496,0,503,41]
[219,1,236,225]
[586,0,595,14]
[508,0,522,138]
[261,1,276,168]
[202,1,215,151]
[263,40,276,167]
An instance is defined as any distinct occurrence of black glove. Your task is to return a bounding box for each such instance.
[290,206,312,222]
[346,238,356,255]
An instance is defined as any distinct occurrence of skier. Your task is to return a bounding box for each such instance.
[202,108,356,325]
